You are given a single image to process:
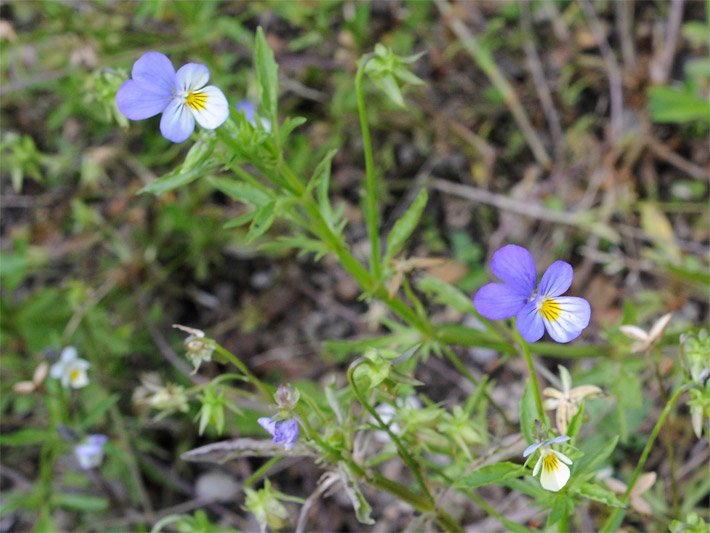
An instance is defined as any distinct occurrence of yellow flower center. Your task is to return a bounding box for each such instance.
[540,298,561,322]
[542,452,560,472]
[69,368,82,382]
[186,90,208,111]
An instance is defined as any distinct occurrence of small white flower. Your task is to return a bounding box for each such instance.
[74,434,108,469]
[524,435,573,492]
[620,313,672,353]
[50,347,90,389]
[543,365,602,434]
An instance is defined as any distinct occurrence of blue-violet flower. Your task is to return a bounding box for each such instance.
[116,52,228,143]
[474,244,591,343]
[258,416,299,449]
[74,434,108,469]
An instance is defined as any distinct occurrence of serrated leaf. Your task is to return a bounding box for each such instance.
[255,27,279,123]
[384,189,428,263]
[416,275,476,314]
[454,462,527,488]
[576,482,625,507]
[208,177,273,207]
[520,381,536,445]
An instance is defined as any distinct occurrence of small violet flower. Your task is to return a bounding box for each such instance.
[50,347,90,389]
[474,245,591,343]
[524,435,573,492]
[74,434,108,469]
[258,416,299,449]
[116,52,228,143]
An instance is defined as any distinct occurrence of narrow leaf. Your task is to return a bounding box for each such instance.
[255,27,279,123]
[384,188,428,263]
[455,462,527,489]
[208,177,273,207]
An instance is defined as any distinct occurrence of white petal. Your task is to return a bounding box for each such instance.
[50,361,65,379]
[552,449,573,465]
[175,63,210,92]
[160,99,195,143]
[540,458,570,492]
[70,370,89,389]
[532,455,543,476]
[648,313,672,342]
[619,325,649,342]
[543,296,590,343]
[189,86,229,130]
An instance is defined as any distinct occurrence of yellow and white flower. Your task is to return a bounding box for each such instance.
[50,346,90,389]
[524,435,574,492]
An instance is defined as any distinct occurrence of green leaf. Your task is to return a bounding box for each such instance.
[576,482,624,508]
[0,428,51,447]
[520,381,536,445]
[384,188,428,263]
[50,493,109,512]
[223,211,256,229]
[255,27,279,124]
[573,436,619,477]
[280,116,306,140]
[339,463,375,524]
[79,394,120,431]
[246,201,277,242]
[454,462,527,489]
[208,177,273,207]
[647,86,710,123]
[566,400,584,439]
[139,166,210,195]
[416,275,477,315]
[547,494,574,527]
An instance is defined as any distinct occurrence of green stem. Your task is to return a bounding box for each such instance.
[213,343,273,401]
[514,326,546,423]
[441,346,515,428]
[355,54,382,280]
[243,456,283,488]
[601,384,689,531]
[347,358,434,506]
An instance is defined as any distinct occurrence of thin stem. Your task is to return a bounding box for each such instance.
[355,54,382,280]
[347,358,434,506]
[514,326,546,422]
[601,384,689,531]
[213,343,272,401]
[441,346,515,428]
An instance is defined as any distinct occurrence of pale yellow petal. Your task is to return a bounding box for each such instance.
[620,325,649,342]
[648,313,672,342]
[568,385,603,400]
[632,472,657,495]
[543,387,564,399]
